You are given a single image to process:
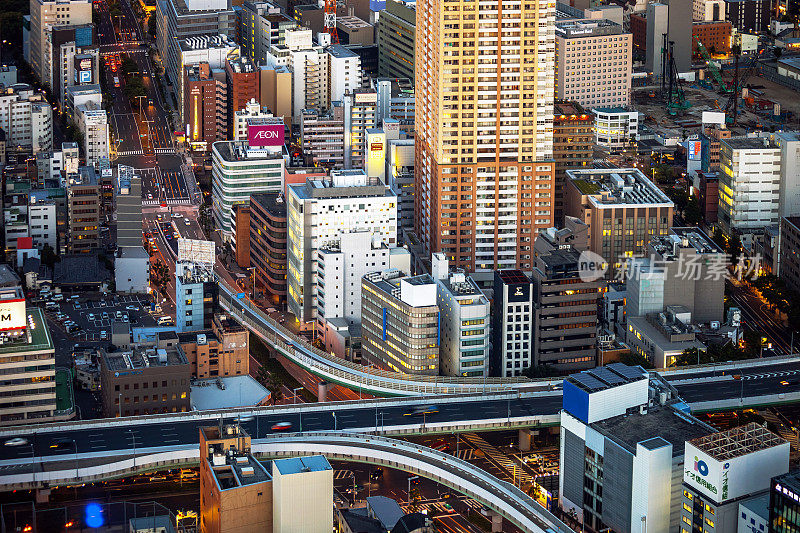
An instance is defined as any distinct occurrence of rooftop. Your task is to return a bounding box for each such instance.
[554,100,592,120]
[690,422,786,461]
[594,404,714,457]
[440,271,487,301]
[556,18,624,37]
[273,455,332,475]
[336,15,373,30]
[190,375,270,410]
[366,496,404,530]
[566,363,647,393]
[566,168,673,207]
[327,43,359,58]
[178,34,236,52]
[723,137,778,150]
[212,140,285,163]
[289,173,390,200]
[0,307,53,355]
[650,228,724,257]
[176,261,216,284]
[101,344,188,372]
[251,192,287,218]
[496,269,531,285]
[227,55,256,73]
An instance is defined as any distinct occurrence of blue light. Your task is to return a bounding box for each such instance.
[85,503,104,528]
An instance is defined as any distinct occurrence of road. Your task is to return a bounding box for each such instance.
[727,279,795,355]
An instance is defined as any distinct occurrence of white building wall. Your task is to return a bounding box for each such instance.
[115,253,150,293]
[632,440,674,533]
[773,133,800,219]
[328,50,361,106]
[272,461,334,533]
[28,203,57,250]
[720,144,782,236]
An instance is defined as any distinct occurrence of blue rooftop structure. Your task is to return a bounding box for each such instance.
[273,455,332,476]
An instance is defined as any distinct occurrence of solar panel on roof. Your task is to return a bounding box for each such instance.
[571,373,608,392]
[608,363,647,380]
[590,366,626,386]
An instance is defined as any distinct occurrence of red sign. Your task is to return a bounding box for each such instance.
[248,124,285,147]
[17,237,33,250]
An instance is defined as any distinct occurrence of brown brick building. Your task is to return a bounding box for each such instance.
[225,56,259,124]
[179,314,249,379]
[692,21,731,58]
[553,101,593,223]
[232,204,251,269]
[99,336,191,417]
[699,172,720,224]
[184,62,228,150]
[250,193,287,307]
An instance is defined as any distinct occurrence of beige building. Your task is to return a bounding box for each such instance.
[272,455,333,533]
[259,65,293,126]
[67,166,100,253]
[361,270,440,375]
[555,19,632,109]
[564,168,674,276]
[179,313,249,379]
[414,0,556,279]
[28,0,92,84]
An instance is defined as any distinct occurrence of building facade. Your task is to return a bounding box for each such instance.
[175,261,218,333]
[491,270,534,377]
[553,101,594,223]
[250,192,288,307]
[376,0,415,82]
[66,167,100,253]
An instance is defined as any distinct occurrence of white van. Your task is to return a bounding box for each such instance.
[157,316,174,326]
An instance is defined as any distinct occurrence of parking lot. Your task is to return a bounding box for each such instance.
[36,292,160,342]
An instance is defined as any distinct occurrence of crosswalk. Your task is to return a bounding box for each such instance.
[333,470,354,480]
[117,150,144,156]
[142,198,193,207]
[455,449,474,461]
[154,148,176,154]
[461,433,534,485]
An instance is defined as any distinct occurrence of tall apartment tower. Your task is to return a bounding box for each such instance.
[414,0,556,279]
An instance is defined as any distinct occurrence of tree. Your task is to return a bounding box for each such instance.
[521,364,560,379]
[148,13,157,38]
[124,78,147,102]
[683,195,702,225]
[619,351,654,369]
[40,244,58,268]
[121,56,138,76]
[728,234,742,266]
[665,186,689,214]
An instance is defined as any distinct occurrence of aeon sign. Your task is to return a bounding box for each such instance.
[248,124,285,147]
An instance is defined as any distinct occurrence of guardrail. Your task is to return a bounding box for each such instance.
[218,282,558,396]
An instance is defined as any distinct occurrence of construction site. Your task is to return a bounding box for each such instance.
[633,43,800,138]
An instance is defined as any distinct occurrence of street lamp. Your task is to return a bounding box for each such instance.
[407,476,419,504]
[332,411,337,431]
[292,387,302,404]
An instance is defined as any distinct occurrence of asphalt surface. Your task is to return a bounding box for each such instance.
[0,396,562,463]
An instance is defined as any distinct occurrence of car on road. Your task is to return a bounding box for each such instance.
[271,422,292,431]
[4,438,28,446]
[157,316,174,326]
[100,330,108,340]
[116,311,123,320]
[87,313,95,321]
[126,305,138,311]
[122,313,129,322]
[102,312,109,320]
[185,219,191,226]
[51,294,64,301]
[781,379,799,386]
[404,405,439,417]
[148,194,153,200]
[68,325,81,333]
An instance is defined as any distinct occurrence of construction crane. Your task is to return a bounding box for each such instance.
[724,49,764,124]
[665,40,691,115]
[323,0,339,44]
[694,37,732,93]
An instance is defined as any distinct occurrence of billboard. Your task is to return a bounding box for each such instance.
[177,238,215,265]
[507,283,530,303]
[248,123,285,147]
[354,92,377,104]
[687,140,702,161]
[79,70,92,83]
[0,299,27,331]
[684,440,789,503]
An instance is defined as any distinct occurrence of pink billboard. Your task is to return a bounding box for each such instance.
[248,123,285,147]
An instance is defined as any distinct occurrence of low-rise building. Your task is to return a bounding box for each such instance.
[179,313,249,379]
[592,108,639,148]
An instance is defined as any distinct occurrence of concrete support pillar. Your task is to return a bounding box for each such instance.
[518,429,532,452]
[491,513,503,532]
[318,381,330,403]
[36,488,50,503]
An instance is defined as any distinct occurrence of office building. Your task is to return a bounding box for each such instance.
[66,166,100,253]
[681,424,789,533]
[176,260,218,333]
[286,172,397,324]
[692,21,732,57]
[258,64,292,123]
[0,84,53,153]
[336,15,373,45]
[199,424,273,533]
[43,24,98,106]
[718,137,782,244]
[114,167,148,294]
[531,229,600,373]
[780,216,800,295]
[238,1,296,65]
[694,0,725,20]
[328,46,363,109]
[625,306,709,368]
[724,0,770,33]
[75,102,109,169]
[553,101,593,222]
[28,198,57,251]
[646,0,692,77]
[0,297,58,425]
[430,254,490,377]
[627,228,726,323]
[564,168,674,276]
[177,34,239,126]
[491,270,534,377]
[232,204,251,269]
[156,0,236,91]
[343,89,378,170]
[272,455,334,533]
[771,131,800,220]
[376,0,415,82]
[265,28,327,119]
[560,365,715,533]
[250,192,288,307]
[375,78,414,133]
[300,105,345,168]
[316,230,394,331]
[184,62,228,151]
[232,98,275,141]
[98,338,192,417]
[179,313,249,379]
[386,135,415,236]
[361,270,440,375]
[63,83,101,121]
[555,19,631,109]
[770,470,800,533]
[593,107,639,148]
[225,56,259,130]
[211,139,286,239]
[28,0,92,83]
[415,0,556,278]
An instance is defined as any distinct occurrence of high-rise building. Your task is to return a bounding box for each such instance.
[286,171,397,324]
[414,0,556,279]
[723,0,771,33]
[238,1,296,65]
[225,56,259,131]
[232,204,251,269]
[156,0,236,89]
[66,166,100,253]
[718,137,782,244]
[553,101,593,223]
[249,192,288,307]
[28,0,92,84]
[770,470,800,533]
[555,19,632,109]
[343,89,377,170]
[176,34,239,126]
[300,104,345,168]
[377,0,415,82]
[361,270,440,375]
[375,78,415,133]
[184,62,228,150]
[0,84,53,153]
[780,216,800,295]
[211,138,286,239]
[75,102,109,169]
[43,24,98,106]
[176,260,218,332]
[431,254,490,377]
[491,270,534,377]
[531,227,600,373]
[564,168,674,276]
